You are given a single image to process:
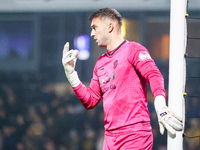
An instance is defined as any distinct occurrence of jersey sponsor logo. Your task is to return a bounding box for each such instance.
[102,84,116,93]
[139,51,152,61]
[99,73,115,85]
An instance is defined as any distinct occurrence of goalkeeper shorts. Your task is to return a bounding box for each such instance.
[103,130,153,150]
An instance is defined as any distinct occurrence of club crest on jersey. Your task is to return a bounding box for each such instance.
[113,60,118,69]
[139,51,151,61]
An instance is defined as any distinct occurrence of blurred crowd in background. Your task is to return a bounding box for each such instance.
[0,71,199,150]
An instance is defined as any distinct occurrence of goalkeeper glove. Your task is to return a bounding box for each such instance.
[154,95,183,137]
[62,42,80,87]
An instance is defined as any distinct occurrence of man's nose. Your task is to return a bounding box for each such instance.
[90,30,95,37]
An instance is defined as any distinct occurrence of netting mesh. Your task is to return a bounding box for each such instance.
[183,0,200,149]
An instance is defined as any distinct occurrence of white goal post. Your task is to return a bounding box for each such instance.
[168,0,187,150]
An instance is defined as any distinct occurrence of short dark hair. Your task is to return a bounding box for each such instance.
[88,8,123,26]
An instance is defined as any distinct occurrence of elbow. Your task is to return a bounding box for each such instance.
[82,98,100,110]
[83,104,95,110]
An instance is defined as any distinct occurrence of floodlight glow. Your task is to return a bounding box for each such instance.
[121,19,126,38]
[74,34,90,60]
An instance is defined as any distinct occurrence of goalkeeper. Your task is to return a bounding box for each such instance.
[62,8,183,150]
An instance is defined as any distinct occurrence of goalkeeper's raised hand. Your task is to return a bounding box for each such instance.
[154,95,183,137]
[62,42,80,87]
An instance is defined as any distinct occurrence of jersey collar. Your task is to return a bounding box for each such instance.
[107,40,127,56]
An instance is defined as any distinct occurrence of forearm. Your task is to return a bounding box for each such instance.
[148,73,166,98]
[72,82,101,109]
[140,62,166,98]
[62,42,102,109]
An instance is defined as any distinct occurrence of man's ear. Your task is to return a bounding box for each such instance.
[108,23,114,33]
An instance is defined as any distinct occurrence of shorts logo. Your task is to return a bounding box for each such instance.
[113,60,118,69]
[139,51,151,61]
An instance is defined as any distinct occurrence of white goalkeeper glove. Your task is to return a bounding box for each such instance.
[62,42,80,87]
[154,95,183,137]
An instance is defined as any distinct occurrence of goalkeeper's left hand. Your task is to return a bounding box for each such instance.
[154,95,183,137]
